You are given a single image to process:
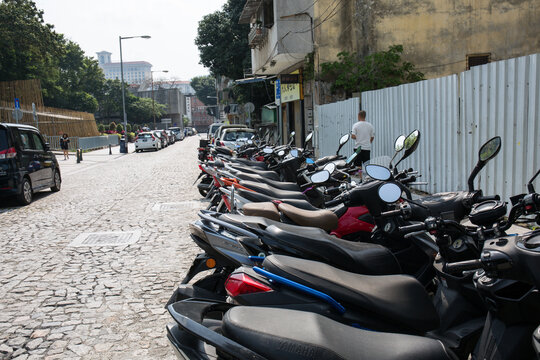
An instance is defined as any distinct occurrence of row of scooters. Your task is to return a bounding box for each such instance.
[166,129,540,360]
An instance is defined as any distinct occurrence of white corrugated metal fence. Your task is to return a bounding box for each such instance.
[316,53,540,202]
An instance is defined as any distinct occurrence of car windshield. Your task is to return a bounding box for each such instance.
[0,128,8,151]
[139,133,152,138]
[223,131,255,141]
[210,125,220,135]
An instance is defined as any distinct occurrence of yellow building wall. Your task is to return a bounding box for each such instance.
[314,0,540,79]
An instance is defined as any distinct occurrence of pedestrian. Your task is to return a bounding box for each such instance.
[351,110,374,168]
[60,133,70,160]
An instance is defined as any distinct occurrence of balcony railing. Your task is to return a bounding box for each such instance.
[248,26,267,48]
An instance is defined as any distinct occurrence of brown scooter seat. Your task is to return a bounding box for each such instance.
[278,203,338,231]
[242,202,280,221]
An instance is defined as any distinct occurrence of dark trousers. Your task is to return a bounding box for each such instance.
[353,149,370,166]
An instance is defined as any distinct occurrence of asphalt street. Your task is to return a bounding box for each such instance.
[0,136,204,359]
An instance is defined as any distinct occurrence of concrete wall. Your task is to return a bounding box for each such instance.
[313,0,540,79]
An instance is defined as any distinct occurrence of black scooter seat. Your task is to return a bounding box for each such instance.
[236,188,318,210]
[263,255,439,333]
[228,164,280,181]
[264,223,401,275]
[223,307,453,360]
[239,180,306,200]
[230,158,268,169]
[234,172,300,191]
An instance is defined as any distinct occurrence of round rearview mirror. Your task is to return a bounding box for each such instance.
[346,152,358,165]
[378,183,402,203]
[339,134,350,145]
[310,170,330,184]
[479,136,501,162]
[278,150,285,157]
[365,164,392,181]
[404,130,419,150]
[305,132,313,143]
[247,140,253,145]
[323,162,336,174]
[290,149,299,158]
[263,147,273,154]
[290,131,296,138]
[394,135,406,152]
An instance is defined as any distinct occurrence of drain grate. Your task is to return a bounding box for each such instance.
[69,230,141,247]
[152,201,201,212]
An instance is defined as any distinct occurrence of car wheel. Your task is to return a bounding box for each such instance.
[50,170,61,192]
[17,177,33,205]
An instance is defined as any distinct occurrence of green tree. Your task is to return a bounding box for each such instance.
[97,124,105,133]
[183,116,189,127]
[320,45,424,94]
[116,124,124,133]
[126,124,132,132]
[109,122,117,132]
[195,0,250,80]
[0,0,64,83]
[191,75,216,106]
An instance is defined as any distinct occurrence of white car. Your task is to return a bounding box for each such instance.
[219,128,258,149]
[135,132,160,152]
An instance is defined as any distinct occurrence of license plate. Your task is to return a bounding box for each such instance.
[143,139,147,142]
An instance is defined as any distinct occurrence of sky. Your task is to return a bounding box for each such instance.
[34,0,227,81]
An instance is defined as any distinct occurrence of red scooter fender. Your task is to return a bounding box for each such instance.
[331,205,375,238]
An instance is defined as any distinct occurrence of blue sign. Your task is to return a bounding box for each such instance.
[275,79,281,100]
[14,98,20,109]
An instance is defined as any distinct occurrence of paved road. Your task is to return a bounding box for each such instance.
[0,136,204,359]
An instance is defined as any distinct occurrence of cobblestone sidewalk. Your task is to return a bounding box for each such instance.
[0,136,204,359]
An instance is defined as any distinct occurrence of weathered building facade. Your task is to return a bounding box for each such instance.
[315,0,540,79]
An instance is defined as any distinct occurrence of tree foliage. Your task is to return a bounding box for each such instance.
[320,45,424,94]
[195,0,250,80]
[191,75,216,106]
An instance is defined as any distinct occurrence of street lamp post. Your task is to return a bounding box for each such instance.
[119,34,151,153]
[151,70,168,130]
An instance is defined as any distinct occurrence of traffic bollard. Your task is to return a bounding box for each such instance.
[76,149,80,163]
[109,144,112,155]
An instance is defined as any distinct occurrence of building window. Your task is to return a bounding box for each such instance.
[467,54,490,70]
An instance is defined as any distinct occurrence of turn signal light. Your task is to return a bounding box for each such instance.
[0,147,16,159]
[225,273,272,297]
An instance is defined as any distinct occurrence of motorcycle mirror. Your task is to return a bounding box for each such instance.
[378,183,402,203]
[290,149,299,158]
[263,147,273,154]
[365,164,392,181]
[305,132,313,145]
[389,134,406,169]
[346,152,358,165]
[394,135,406,152]
[287,131,296,146]
[394,130,421,170]
[278,150,286,157]
[323,162,336,174]
[468,136,502,192]
[310,170,330,184]
[527,168,540,193]
[306,158,315,164]
[336,133,350,155]
[247,140,253,145]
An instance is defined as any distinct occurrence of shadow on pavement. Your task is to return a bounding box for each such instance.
[0,191,55,212]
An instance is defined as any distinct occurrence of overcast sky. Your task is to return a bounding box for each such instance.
[34,0,226,81]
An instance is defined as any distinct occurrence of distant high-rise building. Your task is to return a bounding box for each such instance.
[96,51,152,85]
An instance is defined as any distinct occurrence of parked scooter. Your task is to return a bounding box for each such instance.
[165,166,540,360]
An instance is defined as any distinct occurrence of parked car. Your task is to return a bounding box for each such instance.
[152,130,168,148]
[165,130,176,144]
[214,125,248,146]
[218,128,258,149]
[135,132,160,152]
[208,123,223,141]
[192,127,198,135]
[0,123,61,205]
[169,127,185,141]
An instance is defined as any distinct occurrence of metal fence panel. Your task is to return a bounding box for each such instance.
[45,135,118,151]
[316,97,359,157]
[316,53,540,201]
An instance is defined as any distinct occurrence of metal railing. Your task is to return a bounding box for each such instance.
[45,135,118,151]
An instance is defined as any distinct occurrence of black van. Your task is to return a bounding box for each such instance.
[0,123,61,205]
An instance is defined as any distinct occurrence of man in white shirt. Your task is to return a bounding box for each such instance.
[351,110,374,167]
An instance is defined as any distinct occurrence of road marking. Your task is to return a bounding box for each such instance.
[69,230,141,247]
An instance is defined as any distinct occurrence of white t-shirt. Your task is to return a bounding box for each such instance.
[352,121,375,150]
